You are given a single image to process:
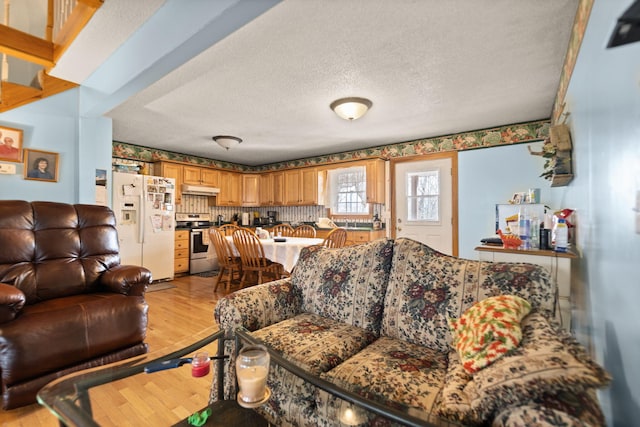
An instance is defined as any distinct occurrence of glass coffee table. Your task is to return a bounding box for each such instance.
[37,326,267,427]
[38,325,459,427]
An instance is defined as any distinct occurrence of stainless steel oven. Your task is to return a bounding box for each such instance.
[176,213,218,274]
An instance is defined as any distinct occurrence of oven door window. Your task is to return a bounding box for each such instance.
[191,230,209,256]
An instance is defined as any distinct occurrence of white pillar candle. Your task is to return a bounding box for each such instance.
[236,345,270,403]
[237,365,268,402]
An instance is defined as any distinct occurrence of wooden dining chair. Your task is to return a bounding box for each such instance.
[293,224,317,238]
[322,227,348,248]
[209,228,242,292]
[217,224,239,236]
[270,223,295,237]
[232,228,289,288]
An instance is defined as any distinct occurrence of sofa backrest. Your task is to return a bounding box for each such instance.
[291,238,394,334]
[0,200,121,304]
[381,238,556,352]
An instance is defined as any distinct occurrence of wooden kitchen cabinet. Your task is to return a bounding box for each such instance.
[174,230,190,275]
[284,167,319,205]
[272,171,284,205]
[156,161,183,205]
[475,245,576,332]
[346,229,386,246]
[259,171,285,206]
[183,165,219,187]
[217,170,242,206]
[260,173,274,205]
[365,158,386,204]
[316,228,386,245]
[242,174,260,206]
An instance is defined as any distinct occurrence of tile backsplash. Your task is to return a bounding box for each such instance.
[177,194,382,224]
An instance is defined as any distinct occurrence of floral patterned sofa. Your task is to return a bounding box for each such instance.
[211,238,609,426]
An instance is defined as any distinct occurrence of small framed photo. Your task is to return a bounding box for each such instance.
[0,125,24,163]
[511,192,526,204]
[24,149,59,182]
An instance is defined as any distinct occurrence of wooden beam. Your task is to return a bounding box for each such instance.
[0,73,78,113]
[0,81,42,112]
[0,25,54,68]
[77,0,104,8]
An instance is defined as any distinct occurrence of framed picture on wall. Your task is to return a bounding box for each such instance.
[0,125,24,163]
[23,149,59,182]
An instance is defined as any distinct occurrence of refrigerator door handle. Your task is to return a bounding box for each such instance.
[139,193,145,244]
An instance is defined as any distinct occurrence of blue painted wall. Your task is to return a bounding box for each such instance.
[558,1,640,425]
[458,142,563,260]
[0,88,113,204]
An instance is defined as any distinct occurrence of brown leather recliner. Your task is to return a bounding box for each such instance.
[0,200,151,409]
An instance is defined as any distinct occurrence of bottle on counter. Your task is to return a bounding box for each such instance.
[530,215,540,249]
[373,214,382,230]
[518,207,531,250]
[554,218,568,252]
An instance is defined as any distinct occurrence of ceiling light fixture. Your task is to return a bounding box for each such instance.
[212,135,242,150]
[330,97,372,121]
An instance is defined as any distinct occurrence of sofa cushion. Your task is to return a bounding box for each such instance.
[316,336,449,425]
[448,295,531,373]
[438,312,611,424]
[252,312,377,375]
[291,239,394,334]
[0,293,148,385]
[492,394,607,427]
[382,238,555,352]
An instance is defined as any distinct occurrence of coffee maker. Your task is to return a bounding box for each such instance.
[267,211,277,226]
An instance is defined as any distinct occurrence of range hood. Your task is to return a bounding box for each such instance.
[181,184,220,196]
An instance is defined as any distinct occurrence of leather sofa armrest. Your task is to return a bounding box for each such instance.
[101,265,152,296]
[214,278,302,336]
[0,283,26,324]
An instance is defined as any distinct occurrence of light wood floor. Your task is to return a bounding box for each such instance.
[0,273,238,427]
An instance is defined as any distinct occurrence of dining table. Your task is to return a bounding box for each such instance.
[226,236,324,273]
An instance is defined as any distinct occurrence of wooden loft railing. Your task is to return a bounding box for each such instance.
[0,0,103,113]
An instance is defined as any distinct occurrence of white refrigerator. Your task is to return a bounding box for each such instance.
[112,172,176,281]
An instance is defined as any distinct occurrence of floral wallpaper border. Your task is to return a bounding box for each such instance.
[551,0,594,124]
[113,119,550,172]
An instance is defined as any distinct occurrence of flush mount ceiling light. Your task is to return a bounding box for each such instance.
[330,97,373,121]
[212,135,242,150]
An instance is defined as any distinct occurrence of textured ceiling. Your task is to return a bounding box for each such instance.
[51,0,579,166]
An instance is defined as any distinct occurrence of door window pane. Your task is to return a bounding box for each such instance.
[407,171,439,221]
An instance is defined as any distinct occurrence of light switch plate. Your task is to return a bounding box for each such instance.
[0,163,17,174]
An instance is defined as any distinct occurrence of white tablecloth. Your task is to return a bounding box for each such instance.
[226,236,324,272]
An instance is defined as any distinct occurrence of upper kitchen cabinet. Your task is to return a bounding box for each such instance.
[365,159,386,204]
[260,171,285,206]
[242,174,260,207]
[217,171,242,206]
[183,165,219,187]
[284,167,319,206]
[156,161,183,205]
[273,171,285,205]
[260,173,273,205]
